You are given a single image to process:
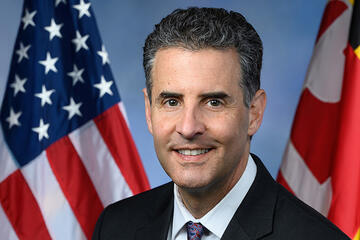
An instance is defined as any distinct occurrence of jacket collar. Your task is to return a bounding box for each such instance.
[221,154,278,240]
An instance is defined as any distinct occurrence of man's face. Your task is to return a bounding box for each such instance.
[144,47,265,192]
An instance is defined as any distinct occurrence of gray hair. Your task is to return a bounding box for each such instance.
[143,7,263,107]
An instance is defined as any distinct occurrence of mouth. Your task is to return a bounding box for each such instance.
[175,148,211,156]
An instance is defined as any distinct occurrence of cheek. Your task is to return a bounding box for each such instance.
[152,132,172,175]
[208,112,249,142]
[151,112,176,158]
[151,109,171,134]
[151,118,173,142]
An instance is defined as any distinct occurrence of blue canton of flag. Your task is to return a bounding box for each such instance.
[1,0,120,166]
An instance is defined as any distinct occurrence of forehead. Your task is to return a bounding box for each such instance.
[151,47,242,94]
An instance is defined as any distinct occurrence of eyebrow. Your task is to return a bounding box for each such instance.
[159,91,183,98]
[155,91,183,103]
[200,91,230,99]
[155,91,230,103]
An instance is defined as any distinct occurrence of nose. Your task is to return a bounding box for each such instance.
[176,105,205,139]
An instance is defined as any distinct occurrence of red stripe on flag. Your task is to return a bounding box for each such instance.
[316,0,348,43]
[0,170,51,240]
[276,171,295,195]
[94,104,150,195]
[290,88,340,183]
[328,44,360,238]
[46,136,104,239]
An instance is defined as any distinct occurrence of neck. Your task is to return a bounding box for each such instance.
[178,154,249,219]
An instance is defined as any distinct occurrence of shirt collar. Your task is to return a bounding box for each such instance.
[171,154,257,239]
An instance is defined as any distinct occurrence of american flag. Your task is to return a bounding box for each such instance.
[0,0,150,239]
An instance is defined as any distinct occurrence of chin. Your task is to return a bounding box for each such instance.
[173,175,212,192]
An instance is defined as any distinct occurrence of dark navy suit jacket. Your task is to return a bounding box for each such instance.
[92,154,350,240]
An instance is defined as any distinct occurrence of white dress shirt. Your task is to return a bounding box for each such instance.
[167,155,257,240]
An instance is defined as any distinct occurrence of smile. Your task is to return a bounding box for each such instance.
[176,149,210,156]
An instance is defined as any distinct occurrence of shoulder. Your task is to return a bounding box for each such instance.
[248,154,349,239]
[272,183,350,239]
[92,182,173,240]
[106,181,173,215]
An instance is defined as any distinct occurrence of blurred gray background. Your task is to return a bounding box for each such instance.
[0,0,326,187]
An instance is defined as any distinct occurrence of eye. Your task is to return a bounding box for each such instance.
[207,99,222,107]
[165,99,179,107]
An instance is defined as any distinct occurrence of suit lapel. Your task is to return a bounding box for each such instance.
[221,219,251,240]
[135,183,174,240]
[221,154,278,240]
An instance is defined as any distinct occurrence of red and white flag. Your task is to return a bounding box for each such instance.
[278,0,360,239]
[0,0,150,239]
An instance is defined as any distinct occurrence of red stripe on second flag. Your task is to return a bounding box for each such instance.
[290,88,340,183]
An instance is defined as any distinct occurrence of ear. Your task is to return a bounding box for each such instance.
[143,88,153,135]
[248,89,266,136]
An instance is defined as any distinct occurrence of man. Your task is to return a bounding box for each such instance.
[92,7,350,240]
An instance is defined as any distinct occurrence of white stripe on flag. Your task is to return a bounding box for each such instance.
[281,141,332,216]
[0,204,18,240]
[118,102,129,126]
[304,4,351,103]
[0,129,18,182]
[69,118,133,207]
[21,152,86,240]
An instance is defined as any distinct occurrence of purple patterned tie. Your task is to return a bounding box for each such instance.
[186,221,204,240]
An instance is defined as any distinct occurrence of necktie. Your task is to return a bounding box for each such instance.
[186,221,204,240]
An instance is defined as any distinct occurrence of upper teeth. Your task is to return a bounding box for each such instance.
[177,149,209,156]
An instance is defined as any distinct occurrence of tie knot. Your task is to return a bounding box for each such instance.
[186,221,204,240]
